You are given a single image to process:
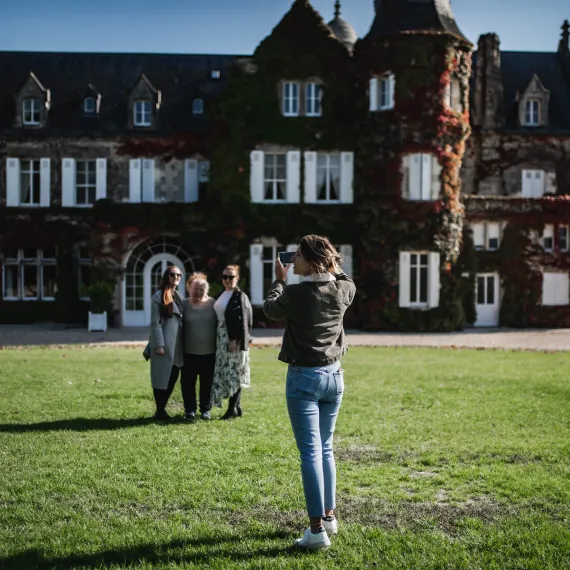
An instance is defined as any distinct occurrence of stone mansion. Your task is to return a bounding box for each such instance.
[1,0,570,331]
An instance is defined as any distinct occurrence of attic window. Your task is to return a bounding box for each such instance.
[134,100,152,127]
[22,98,41,125]
[192,98,204,115]
[525,99,540,126]
[83,97,96,115]
[211,70,221,79]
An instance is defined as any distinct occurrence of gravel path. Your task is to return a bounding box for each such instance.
[1,325,569,351]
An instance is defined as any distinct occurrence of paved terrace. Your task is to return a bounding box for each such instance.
[1,325,569,351]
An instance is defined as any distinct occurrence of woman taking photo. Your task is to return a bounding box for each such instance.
[263,235,355,550]
[181,273,217,421]
[149,265,184,420]
[210,265,253,419]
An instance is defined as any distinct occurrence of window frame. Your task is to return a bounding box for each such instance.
[282,82,300,117]
[409,252,430,307]
[559,225,569,252]
[305,82,322,117]
[262,153,287,203]
[192,98,204,115]
[133,100,152,127]
[316,153,341,203]
[83,97,96,115]
[1,248,57,301]
[75,159,97,207]
[525,99,540,126]
[22,98,41,125]
[19,158,42,207]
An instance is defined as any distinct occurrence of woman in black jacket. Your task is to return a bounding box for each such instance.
[210,264,253,419]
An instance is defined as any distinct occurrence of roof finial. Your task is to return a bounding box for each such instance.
[334,0,341,18]
[559,19,569,53]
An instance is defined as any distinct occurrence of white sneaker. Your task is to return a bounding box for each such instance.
[294,527,331,550]
[323,516,338,536]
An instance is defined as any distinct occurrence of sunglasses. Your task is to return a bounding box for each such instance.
[169,272,182,278]
[222,274,237,280]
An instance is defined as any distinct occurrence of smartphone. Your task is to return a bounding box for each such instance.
[278,251,296,265]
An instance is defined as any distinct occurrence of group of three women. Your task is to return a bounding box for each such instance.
[148,264,252,421]
[148,235,356,550]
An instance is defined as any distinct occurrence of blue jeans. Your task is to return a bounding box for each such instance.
[286,361,344,518]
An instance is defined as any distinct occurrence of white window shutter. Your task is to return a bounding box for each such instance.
[250,151,264,203]
[431,156,442,200]
[398,252,411,308]
[369,77,378,111]
[421,153,432,200]
[542,273,554,306]
[557,274,570,305]
[340,245,353,278]
[142,159,155,202]
[428,252,441,308]
[184,159,199,203]
[40,158,51,207]
[96,158,107,201]
[402,155,410,198]
[286,151,300,203]
[389,74,396,108]
[286,244,301,285]
[521,170,533,197]
[546,171,556,195]
[340,152,354,204]
[249,244,264,305]
[304,151,318,204]
[129,159,142,203]
[61,158,76,207]
[472,223,485,248]
[409,154,421,200]
[6,158,20,207]
[534,170,545,198]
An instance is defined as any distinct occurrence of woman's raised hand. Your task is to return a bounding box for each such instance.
[275,258,289,282]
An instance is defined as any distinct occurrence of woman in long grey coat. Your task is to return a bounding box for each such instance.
[149,265,184,420]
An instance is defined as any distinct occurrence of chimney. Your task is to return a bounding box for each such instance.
[374,0,381,13]
[559,20,569,53]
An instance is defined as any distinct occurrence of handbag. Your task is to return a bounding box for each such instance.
[143,341,151,362]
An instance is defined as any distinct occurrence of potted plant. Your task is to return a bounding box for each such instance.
[87,281,114,332]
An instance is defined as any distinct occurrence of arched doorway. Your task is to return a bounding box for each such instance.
[122,237,195,327]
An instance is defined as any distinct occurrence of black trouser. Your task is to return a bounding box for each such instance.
[153,365,181,413]
[181,353,215,413]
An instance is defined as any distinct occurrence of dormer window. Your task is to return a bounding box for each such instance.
[134,100,152,127]
[192,98,204,115]
[370,73,395,112]
[22,98,41,125]
[282,82,300,116]
[83,97,96,115]
[305,83,322,117]
[211,70,221,79]
[525,99,540,126]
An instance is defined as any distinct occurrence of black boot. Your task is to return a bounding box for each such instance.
[153,389,171,420]
[221,389,242,420]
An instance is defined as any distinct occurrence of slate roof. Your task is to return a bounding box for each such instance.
[471,50,570,132]
[367,0,470,44]
[0,51,240,137]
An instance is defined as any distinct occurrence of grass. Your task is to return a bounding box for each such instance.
[0,345,569,569]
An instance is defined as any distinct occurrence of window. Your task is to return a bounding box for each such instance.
[542,225,554,252]
[192,98,204,115]
[211,70,221,79]
[316,154,341,202]
[445,78,462,112]
[525,99,540,126]
[477,275,496,306]
[559,226,569,252]
[370,74,395,111]
[77,246,91,300]
[521,169,545,198]
[306,83,322,117]
[402,153,440,201]
[199,161,210,183]
[1,248,57,301]
[472,223,501,250]
[22,98,41,125]
[263,154,287,201]
[399,251,440,309]
[83,97,96,115]
[542,272,569,306]
[76,160,97,205]
[20,159,41,206]
[282,82,300,116]
[134,100,152,126]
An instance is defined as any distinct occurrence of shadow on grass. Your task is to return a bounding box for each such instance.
[0,531,302,570]
[0,416,183,433]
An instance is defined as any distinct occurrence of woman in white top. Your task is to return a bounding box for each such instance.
[210,264,253,419]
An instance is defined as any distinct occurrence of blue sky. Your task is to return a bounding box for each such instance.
[0,0,567,54]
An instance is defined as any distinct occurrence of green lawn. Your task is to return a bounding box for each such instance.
[1,346,569,570]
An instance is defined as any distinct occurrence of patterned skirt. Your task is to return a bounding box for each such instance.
[210,321,251,407]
